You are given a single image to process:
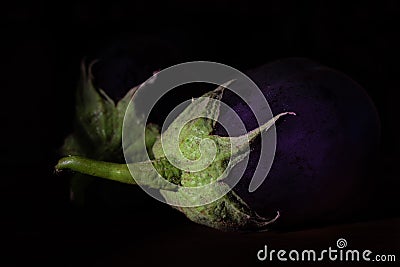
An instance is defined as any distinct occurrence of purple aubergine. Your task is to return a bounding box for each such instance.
[56,57,381,231]
[214,58,380,228]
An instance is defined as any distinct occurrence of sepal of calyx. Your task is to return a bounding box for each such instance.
[62,60,160,162]
[60,61,160,205]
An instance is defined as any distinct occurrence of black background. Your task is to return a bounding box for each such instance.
[1,1,399,266]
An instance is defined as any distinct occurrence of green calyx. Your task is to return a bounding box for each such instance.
[56,77,294,231]
[61,61,160,204]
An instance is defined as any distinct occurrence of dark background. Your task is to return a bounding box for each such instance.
[1,1,399,266]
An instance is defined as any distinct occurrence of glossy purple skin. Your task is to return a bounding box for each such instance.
[214,58,380,228]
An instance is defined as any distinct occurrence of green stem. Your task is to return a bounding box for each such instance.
[56,156,136,185]
[55,156,178,190]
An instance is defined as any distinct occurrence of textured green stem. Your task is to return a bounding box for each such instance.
[56,156,136,185]
[55,156,178,190]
